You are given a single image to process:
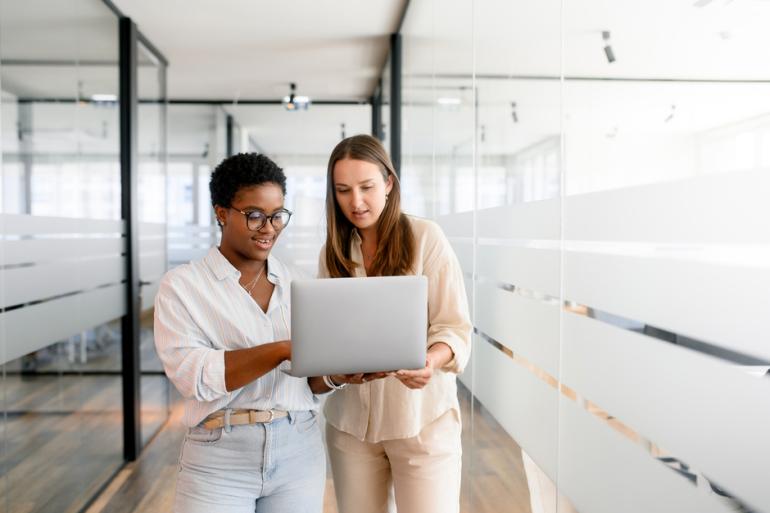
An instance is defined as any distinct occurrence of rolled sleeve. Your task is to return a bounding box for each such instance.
[425,254,472,375]
[153,278,230,402]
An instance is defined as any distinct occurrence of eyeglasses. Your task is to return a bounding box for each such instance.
[230,207,293,231]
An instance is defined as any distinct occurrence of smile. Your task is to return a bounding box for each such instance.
[253,238,274,248]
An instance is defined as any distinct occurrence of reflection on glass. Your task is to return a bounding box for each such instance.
[137,42,170,448]
[0,2,124,511]
[398,0,567,512]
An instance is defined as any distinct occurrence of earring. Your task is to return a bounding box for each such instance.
[385,194,389,202]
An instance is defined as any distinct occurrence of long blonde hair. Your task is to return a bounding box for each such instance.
[324,134,414,277]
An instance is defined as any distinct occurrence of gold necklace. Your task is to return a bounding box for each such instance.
[241,264,266,295]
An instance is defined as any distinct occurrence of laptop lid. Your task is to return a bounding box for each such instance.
[289,276,428,377]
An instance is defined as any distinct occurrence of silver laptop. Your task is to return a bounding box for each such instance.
[289,276,428,377]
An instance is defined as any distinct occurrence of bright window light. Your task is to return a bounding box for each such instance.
[91,94,117,102]
[437,97,461,106]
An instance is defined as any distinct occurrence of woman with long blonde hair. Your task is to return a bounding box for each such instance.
[308,134,471,513]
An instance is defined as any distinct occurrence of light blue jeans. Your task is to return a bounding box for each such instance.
[174,410,326,513]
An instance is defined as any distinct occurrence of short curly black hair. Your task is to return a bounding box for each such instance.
[209,153,287,207]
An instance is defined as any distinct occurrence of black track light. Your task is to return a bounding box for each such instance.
[283,82,310,111]
[602,31,616,63]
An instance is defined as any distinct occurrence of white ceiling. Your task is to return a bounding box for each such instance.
[3,0,770,159]
[0,0,118,62]
[225,103,371,158]
[112,0,406,101]
[401,0,770,80]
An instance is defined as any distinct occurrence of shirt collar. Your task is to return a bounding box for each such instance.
[348,229,365,274]
[351,228,362,246]
[265,253,282,285]
[204,246,282,285]
[205,247,238,281]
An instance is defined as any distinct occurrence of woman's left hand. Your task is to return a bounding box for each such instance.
[391,342,454,389]
[391,352,440,389]
[390,360,433,389]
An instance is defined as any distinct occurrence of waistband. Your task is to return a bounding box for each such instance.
[200,409,289,430]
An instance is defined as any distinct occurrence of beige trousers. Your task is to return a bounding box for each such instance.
[326,410,462,513]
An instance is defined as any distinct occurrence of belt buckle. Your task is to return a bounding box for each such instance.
[267,410,275,423]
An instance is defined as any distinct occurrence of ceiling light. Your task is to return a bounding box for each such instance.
[602,31,616,63]
[283,82,310,111]
[437,97,461,106]
[91,93,117,102]
[693,0,736,7]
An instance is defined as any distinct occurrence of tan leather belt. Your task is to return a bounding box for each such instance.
[200,409,288,430]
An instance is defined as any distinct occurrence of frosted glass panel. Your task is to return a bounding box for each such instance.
[472,334,559,480]
[558,399,737,513]
[475,282,560,377]
[477,245,560,297]
[564,251,770,361]
[564,171,770,244]
[1,281,125,365]
[562,312,770,511]
[477,200,560,241]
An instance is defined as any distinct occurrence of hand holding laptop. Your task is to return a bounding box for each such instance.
[391,341,455,389]
[325,339,454,390]
[327,371,390,386]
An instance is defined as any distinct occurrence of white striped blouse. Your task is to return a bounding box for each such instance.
[153,247,318,428]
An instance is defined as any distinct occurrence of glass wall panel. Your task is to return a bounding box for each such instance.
[137,41,170,448]
[399,0,478,511]
[398,0,770,512]
[0,1,124,512]
[472,0,565,512]
[166,104,221,267]
[400,0,435,218]
[559,2,770,513]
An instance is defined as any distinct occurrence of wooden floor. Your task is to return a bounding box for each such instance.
[0,374,124,513]
[0,317,171,513]
[0,372,174,513]
[84,384,533,513]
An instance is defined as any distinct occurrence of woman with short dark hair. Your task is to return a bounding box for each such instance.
[155,153,324,513]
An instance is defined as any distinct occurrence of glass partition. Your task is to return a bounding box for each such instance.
[137,40,169,448]
[559,2,770,512]
[0,1,124,511]
[166,104,221,268]
[398,0,770,512]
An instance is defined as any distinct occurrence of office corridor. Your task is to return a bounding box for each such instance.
[83,385,532,513]
[2,0,769,512]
